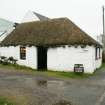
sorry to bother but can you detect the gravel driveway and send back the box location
[0,67,105,105]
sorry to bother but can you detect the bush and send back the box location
[2,59,9,65]
[0,56,7,60]
[0,56,8,65]
[0,56,18,65]
[8,56,14,61]
[12,59,18,64]
[8,57,14,64]
[8,56,18,64]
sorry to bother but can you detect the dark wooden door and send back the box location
[37,47,47,70]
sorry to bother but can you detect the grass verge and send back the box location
[43,70,92,78]
[93,63,105,73]
[0,97,15,105]
[0,64,93,78]
[99,63,105,69]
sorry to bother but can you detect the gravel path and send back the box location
[0,67,105,105]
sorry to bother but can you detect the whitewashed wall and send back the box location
[0,46,37,69]
[0,45,102,73]
[47,45,102,73]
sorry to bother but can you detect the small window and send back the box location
[20,47,26,60]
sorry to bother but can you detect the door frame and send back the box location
[37,46,47,70]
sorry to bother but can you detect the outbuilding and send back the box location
[0,18,16,42]
[0,18,102,73]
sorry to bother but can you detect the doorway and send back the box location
[37,46,47,70]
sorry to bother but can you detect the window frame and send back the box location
[20,46,26,60]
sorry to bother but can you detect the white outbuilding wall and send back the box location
[0,46,37,69]
[47,45,102,73]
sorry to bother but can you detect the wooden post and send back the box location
[102,6,105,62]
[103,6,105,38]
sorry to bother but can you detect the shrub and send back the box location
[8,56,14,64]
[0,56,18,65]
[2,59,9,65]
[0,56,7,60]
[8,56,14,61]
[0,56,8,64]
[12,59,18,64]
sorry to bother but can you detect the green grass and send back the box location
[42,70,92,78]
[0,64,34,71]
[93,63,105,72]
[0,64,93,78]
[100,63,105,69]
[0,97,15,105]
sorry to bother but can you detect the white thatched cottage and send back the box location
[0,18,102,73]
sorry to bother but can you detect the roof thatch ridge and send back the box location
[0,17,102,47]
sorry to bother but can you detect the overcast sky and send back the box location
[0,0,105,38]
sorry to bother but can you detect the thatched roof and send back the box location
[1,18,102,47]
